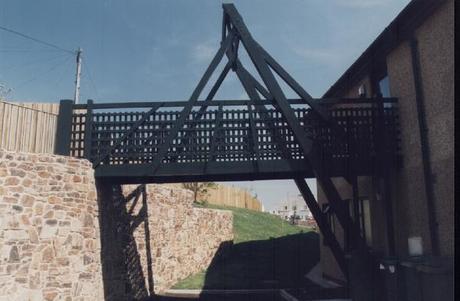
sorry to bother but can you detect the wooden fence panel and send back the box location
[166,183,263,211]
[0,101,59,154]
[200,184,262,211]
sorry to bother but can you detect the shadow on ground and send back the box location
[156,232,320,301]
[156,292,284,301]
[96,182,340,300]
[201,232,320,290]
[97,182,154,301]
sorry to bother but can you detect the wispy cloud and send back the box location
[334,0,391,8]
[290,47,339,64]
[191,41,216,63]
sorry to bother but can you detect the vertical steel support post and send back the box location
[410,38,439,256]
[54,99,74,156]
[84,99,94,160]
[295,177,348,276]
[351,176,360,248]
[375,93,396,257]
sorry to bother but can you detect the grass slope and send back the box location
[173,203,319,290]
[196,203,308,243]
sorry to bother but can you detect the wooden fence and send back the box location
[200,184,262,211]
[165,183,263,211]
[0,101,59,154]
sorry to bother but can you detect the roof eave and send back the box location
[322,0,446,98]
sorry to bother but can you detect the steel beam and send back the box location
[92,103,162,167]
[145,32,235,175]
[375,93,396,257]
[54,99,74,156]
[227,32,354,268]
[223,3,314,156]
[206,104,224,165]
[96,159,313,183]
[231,57,291,160]
[71,97,397,110]
[174,48,237,153]
[258,46,329,120]
[83,99,94,160]
[311,157,368,250]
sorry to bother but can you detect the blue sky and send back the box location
[0,0,409,211]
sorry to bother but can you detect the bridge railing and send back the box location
[54,97,399,169]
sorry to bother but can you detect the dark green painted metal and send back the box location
[54,99,74,156]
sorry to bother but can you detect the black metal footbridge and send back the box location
[54,4,400,279]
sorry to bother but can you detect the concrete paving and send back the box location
[158,264,349,301]
[156,290,284,301]
[304,263,342,289]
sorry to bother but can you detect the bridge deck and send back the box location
[94,157,385,184]
[55,97,400,184]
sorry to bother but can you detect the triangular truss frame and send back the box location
[131,3,373,277]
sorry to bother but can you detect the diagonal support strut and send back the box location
[144,31,236,175]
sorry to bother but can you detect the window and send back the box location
[378,75,395,108]
[349,197,372,247]
[292,205,297,211]
[284,206,288,210]
[362,199,372,245]
[322,204,335,246]
[321,200,372,249]
[378,76,391,97]
[358,84,367,97]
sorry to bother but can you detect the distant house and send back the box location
[273,197,313,222]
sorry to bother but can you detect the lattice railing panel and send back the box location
[68,103,399,167]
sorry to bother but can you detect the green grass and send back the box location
[195,203,309,243]
[173,203,319,290]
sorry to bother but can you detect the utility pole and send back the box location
[74,47,82,104]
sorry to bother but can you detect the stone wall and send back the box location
[0,149,103,301]
[99,184,233,298]
[129,185,233,293]
[0,149,233,300]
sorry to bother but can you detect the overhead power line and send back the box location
[0,48,64,52]
[0,25,75,54]
[15,55,73,89]
[0,25,98,102]
[3,52,70,72]
[84,57,100,99]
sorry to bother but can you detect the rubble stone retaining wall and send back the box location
[126,185,233,293]
[0,149,103,301]
[99,184,233,297]
[0,149,233,300]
